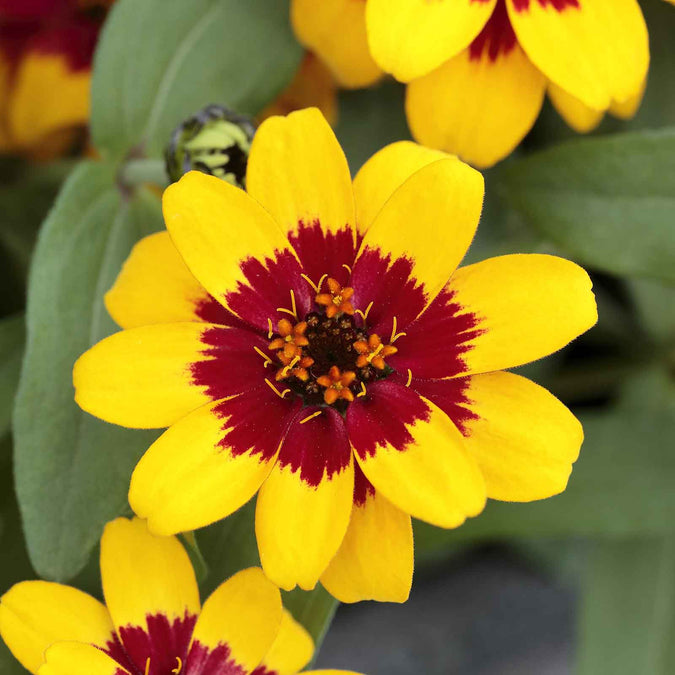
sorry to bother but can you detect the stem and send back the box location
[119,158,169,190]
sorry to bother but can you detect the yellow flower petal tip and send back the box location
[73,107,596,603]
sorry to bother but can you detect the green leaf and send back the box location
[0,439,34,674]
[628,278,675,346]
[197,500,338,647]
[415,369,675,556]
[0,314,24,439]
[499,128,675,284]
[91,0,302,159]
[13,162,163,582]
[578,537,675,675]
[0,161,72,316]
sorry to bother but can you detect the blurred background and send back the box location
[1,1,675,673]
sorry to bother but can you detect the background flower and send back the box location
[0,0,111,159]
[0,517,360,675]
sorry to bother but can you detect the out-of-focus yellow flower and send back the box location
[0,0,111,159]
[293,0,658,168]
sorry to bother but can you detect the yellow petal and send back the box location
[162,171,302,328]
[256,609,314,675]
[105,231,230,330]
[609,76,647,119]
[188,568,281,673]
[366,0,497,82]
[291,0,382,88]
[130,392,288,535]
[0,582,114,675]
[507,0,649,111]
[39,642,130,675]
[461,372,583,501]
[74,323,230,429]
[354,158,484,317]
[548,81,604,133]
[447,254,597,376]
[321,484,413,604]
[347,382,486,529]
[352,141,451,235]
[100,518,200,635]
[407,41,546,168]
[247,108,355,242]
[8,51,89,151]
[256,408,354,591]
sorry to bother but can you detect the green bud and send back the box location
[165,105,257,187]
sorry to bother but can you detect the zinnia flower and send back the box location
[0,0,110,158]
[0,517,360,675]
[293,0,654,168]
[73,108,597,602]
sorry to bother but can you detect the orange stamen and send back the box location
[315,277,355,317]
[317,365,357,405]
[354,333,397,370]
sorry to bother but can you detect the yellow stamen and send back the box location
[406,369,413,387]
[282,355,301,377]
[145,659,151,675]
[172,657,183,674]
[355,300,374,324]
[253,346,273,367]
[300,410,323,424]
[342,263,352,275]
[316,273,327,294]
[265,378,290,399]
[276,289,297,319]
[357,381,367,398]
[390,316,407,344]
[367,342,384,363]
[267,318,274,339]
[300,273,319,293]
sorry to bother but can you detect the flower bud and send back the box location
[165,105,256,187]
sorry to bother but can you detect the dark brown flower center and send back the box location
[266,277,397,410]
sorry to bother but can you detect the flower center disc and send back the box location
[266,277,397,410]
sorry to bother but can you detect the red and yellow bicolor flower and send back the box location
[293,0,656,168]
[0,0,110,158]
[73,108,597,603]
[0,517,360,675]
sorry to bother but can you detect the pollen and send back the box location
[315,277,355,318]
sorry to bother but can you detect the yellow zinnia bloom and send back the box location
[0,517,360,675]
[73,108,597,603]
[0,0,111,158]
[294,0,655,168]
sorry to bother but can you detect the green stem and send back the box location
[119,158,169,189]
